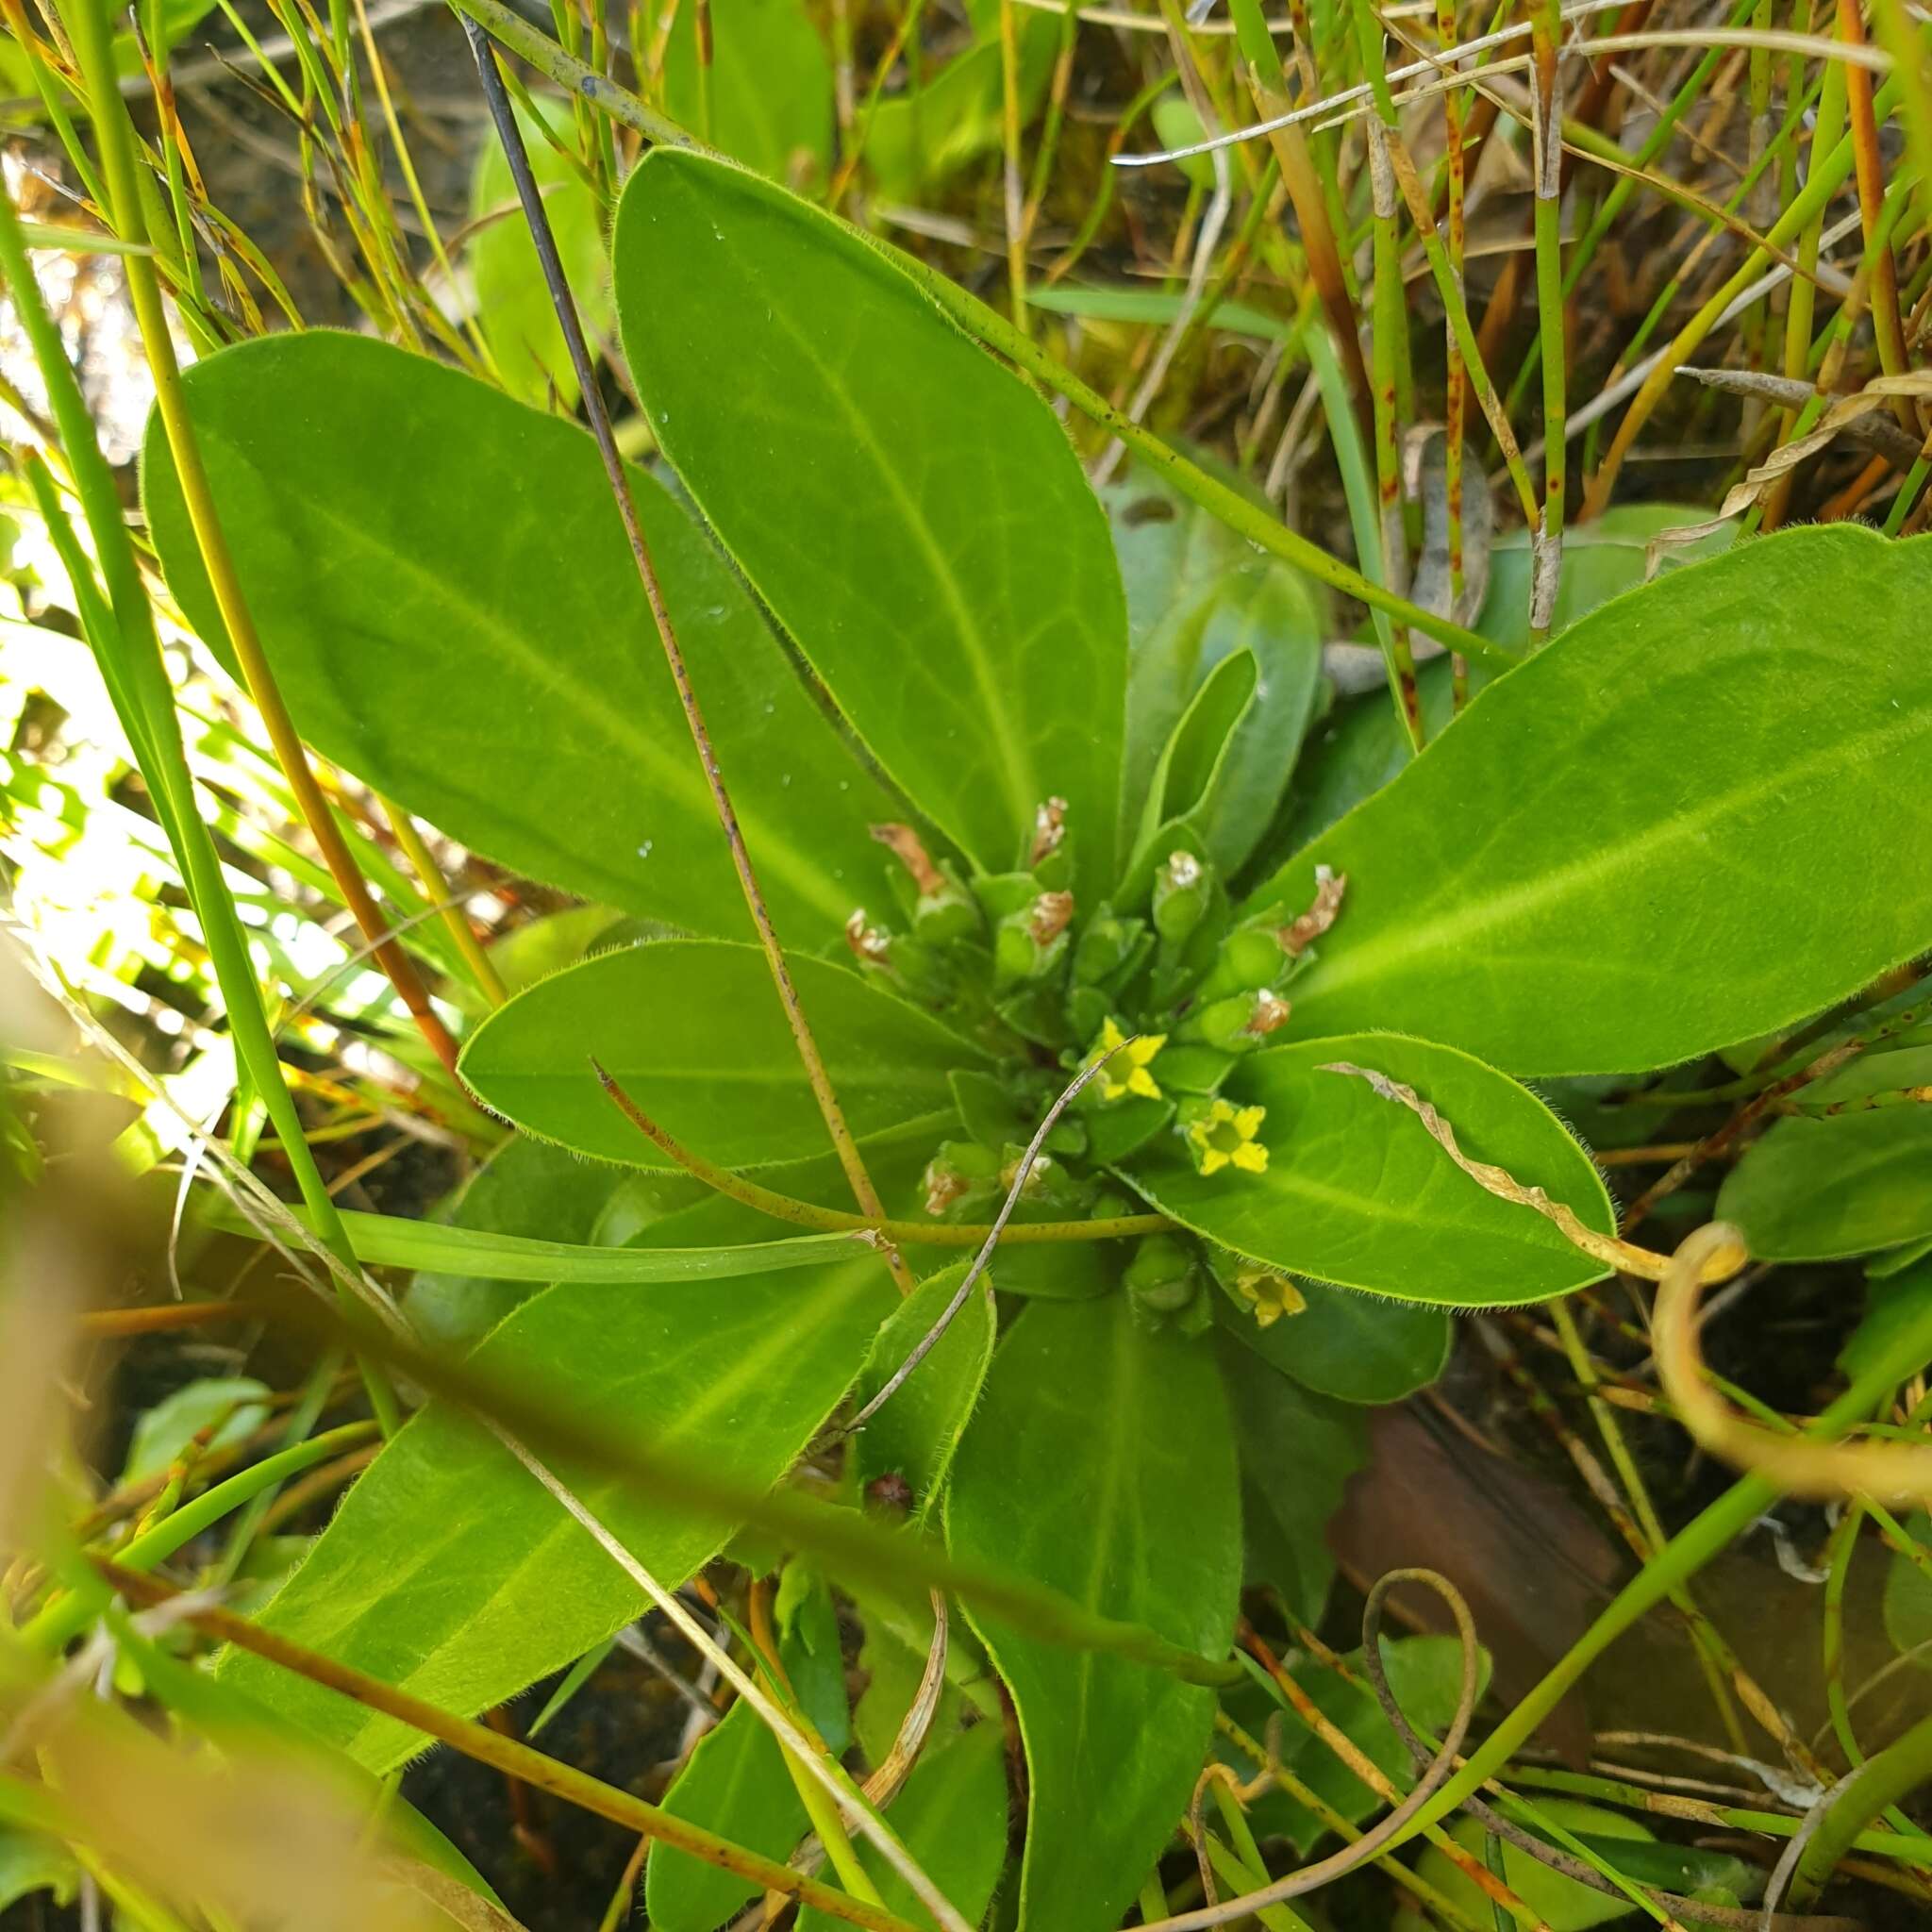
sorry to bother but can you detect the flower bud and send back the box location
[920,1141,1000,1219]
[1124,1233,1198,1312]
[1152,850,1211,946]
[993,891,1074,989]
[1180,986,1291,1053]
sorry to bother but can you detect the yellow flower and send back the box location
[1187,1097,1270,1176]
[1234,1270,1306,1329]
[1091,1018,1166,1101]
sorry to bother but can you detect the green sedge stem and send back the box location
[23,1424,380,1654]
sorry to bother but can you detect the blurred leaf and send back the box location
[1256,527,1932,1075]
[615,151,1127,896]
[946,1297,1240,1932]
[1720,1103,1932,1260]
[865,26,1057,199]
[461,939,978,1167]
[1840,1258,1932,1381]
[1124,1035,1613,1306]
[662,0,833,186]
[221,1259,893,1771]
[1881,1512,1932,1662]
[469,99,610,408]
[0,1826,78,1913]
[123,1377,271,1483]
[145,332,900,944]
[1476,503,1730,654]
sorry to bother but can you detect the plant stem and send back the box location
[23,1424,379,1654]
[379,795,507,1007]
[458,20,910,1291]
[1790,1710,1932,1905]
[0,183,397,1441]
[88,1559,923,1932]
[59,0,462,1085]
[594,1062,1171,1246]
[1528,0,1565,625]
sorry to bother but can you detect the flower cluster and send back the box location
[842,808,1345,1336]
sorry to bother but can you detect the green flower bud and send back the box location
[993,891,1074,990]
[1196,922,1291,1003]
[920,1141,1000,1220]
[1124,1233,1197,1312]
[1152,850,1211,947]
[1180,986,1291,1053]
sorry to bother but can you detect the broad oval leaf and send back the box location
[460,938,980,1166]
[945,1296,1241,1932]
[220,1258,893,1771]
[1124,1034,1613,1306]
[142,331,902,943]
[614,151,1128,893]
[1254,526,1932,1074]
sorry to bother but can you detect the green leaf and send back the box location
[1107,466,1324,876]
[1840,1258,1932,1382]
[1882,1513,1932,1662]
[123,1377,271,1482]
[460,938,979,1166]
[469,99,611,408]
[1220,1340,1367,1627]
[661,0,832,186]
[142,331,901,942]
[945,1297,1241,1932]
[865,27,1057,200]
[1213,1276,1452,1403]
[1719,1105,1932,1260]
[403,1136,628,1349]
[795,1720,1010,1932]
[853,1260,997,1524]
[219,1258,893,1772]
[1256,526,1932,1074]
[614,151,1128,895]
[774,1559,852,1752]
[647,1698,809,1932]
[1124,1034,1614,1306]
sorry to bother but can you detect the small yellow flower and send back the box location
[1091,1018,1166,1102]
[1187,1097,1270,1176]
[1234,1270,1306,1329]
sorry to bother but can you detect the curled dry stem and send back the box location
[1136,1569,1482,1931]
[1656,1224,1932,1506]
[1363,1578,1862,1932]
